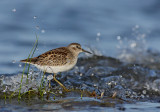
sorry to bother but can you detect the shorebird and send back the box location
[20,43,91,91]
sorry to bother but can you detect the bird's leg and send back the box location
[53,73,70,92]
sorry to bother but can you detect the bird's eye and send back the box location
[76,46,79,49]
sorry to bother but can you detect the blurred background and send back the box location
[0,0,160,74]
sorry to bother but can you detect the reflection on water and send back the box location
[0,97,160,112]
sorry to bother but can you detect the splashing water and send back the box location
[1,30,160,107]
[117,26,160,69]
[1,47,160,101]
[117,25,148,63]
[33,16,37,19]
[12,8,16,12]
[0,71,48,94]
[41,29,45,33]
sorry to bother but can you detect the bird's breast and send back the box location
[35,58,78,73]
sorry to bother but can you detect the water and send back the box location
[1,0,160,111]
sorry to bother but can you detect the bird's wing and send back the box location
[34,47,73,66]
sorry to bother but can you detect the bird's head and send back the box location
[67,43,91,55]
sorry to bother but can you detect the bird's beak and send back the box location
[82,49,92,54]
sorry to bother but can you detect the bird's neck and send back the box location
[73,51,80,57]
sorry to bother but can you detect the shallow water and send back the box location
[1,0,160,111]
[1,98,160,112]
[1,54,160,111]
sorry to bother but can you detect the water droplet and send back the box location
[19,64,22,68]
[141,94,145,98]
[12,60,16,63]
[33,16,37,19]
[12,8,16,12]
[135,25,139,29]
[97,32,101,37]
[47,75,53,81]
[142,90,146,94]
[93,84,97,87]
[130,42,136,48]
[41,29,45,33]
[117,36,121,40]
[132,25,140,31]
[132,92,137,97]
[59,90,62,94]
[44,91,47,94]
[80,73,83,76]
[3,86,8,92]
[107,82,111,86]
[35,26,40,30]
[29,69,34,75]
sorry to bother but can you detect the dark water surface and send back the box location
[0,0,160,112]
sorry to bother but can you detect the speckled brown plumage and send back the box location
[20,43,92,91]
[20,43,91,73]
[21,47,74,66]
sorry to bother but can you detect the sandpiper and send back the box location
[20,43,91,91]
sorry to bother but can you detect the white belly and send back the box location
[34,61,77,73]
